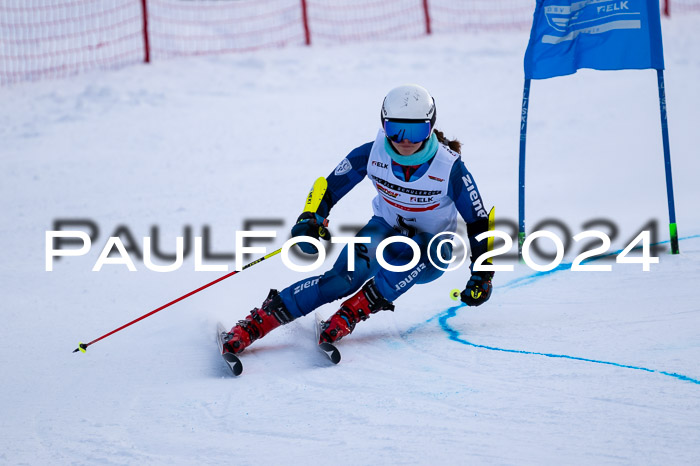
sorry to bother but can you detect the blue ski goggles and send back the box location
[383,119,432,144]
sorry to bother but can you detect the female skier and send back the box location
[221,84,493,355]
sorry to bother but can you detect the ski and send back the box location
[314,312,341,364]
[216,322,243,376]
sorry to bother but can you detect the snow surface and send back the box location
[2,15,700,466]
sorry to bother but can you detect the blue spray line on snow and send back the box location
[438,304,700,385]
[500,233,700,291]
[426,234,700,385]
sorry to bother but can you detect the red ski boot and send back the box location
[319,279,394,344]
[222,289,294,354]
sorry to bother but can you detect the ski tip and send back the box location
[449,288,461,301]
[73,342,87,354]
[223,352,243,376]
[319,342,341,364]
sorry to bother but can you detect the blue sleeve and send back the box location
[447,158,488,223]
[448,158,491,264]
[316,142,372,217]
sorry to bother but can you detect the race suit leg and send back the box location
[279,216,393,318]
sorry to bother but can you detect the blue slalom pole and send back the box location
[518,78,531,260]
[656,69,679,254]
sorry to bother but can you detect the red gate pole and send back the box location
[140,0,151,63]
[664,0,670,17]
[423,0,432,35]
[301,0,311,45]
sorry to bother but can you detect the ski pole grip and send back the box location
[303,177,328,214]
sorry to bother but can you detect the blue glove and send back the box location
[460,271,493,306]
[291,212,331,254]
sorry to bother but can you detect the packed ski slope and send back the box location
[2,15,700,466]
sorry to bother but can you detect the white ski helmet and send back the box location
[380,84,436,143]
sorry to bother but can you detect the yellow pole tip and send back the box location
[450,289,461,301]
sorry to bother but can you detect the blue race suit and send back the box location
[279,132,489,318]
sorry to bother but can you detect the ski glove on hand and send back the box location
[460,271,494,307]
[291,211,331,254]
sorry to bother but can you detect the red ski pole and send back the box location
[73,177,328,354]
[73,248,282,353]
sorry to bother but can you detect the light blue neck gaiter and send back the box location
[384,132,438,166]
